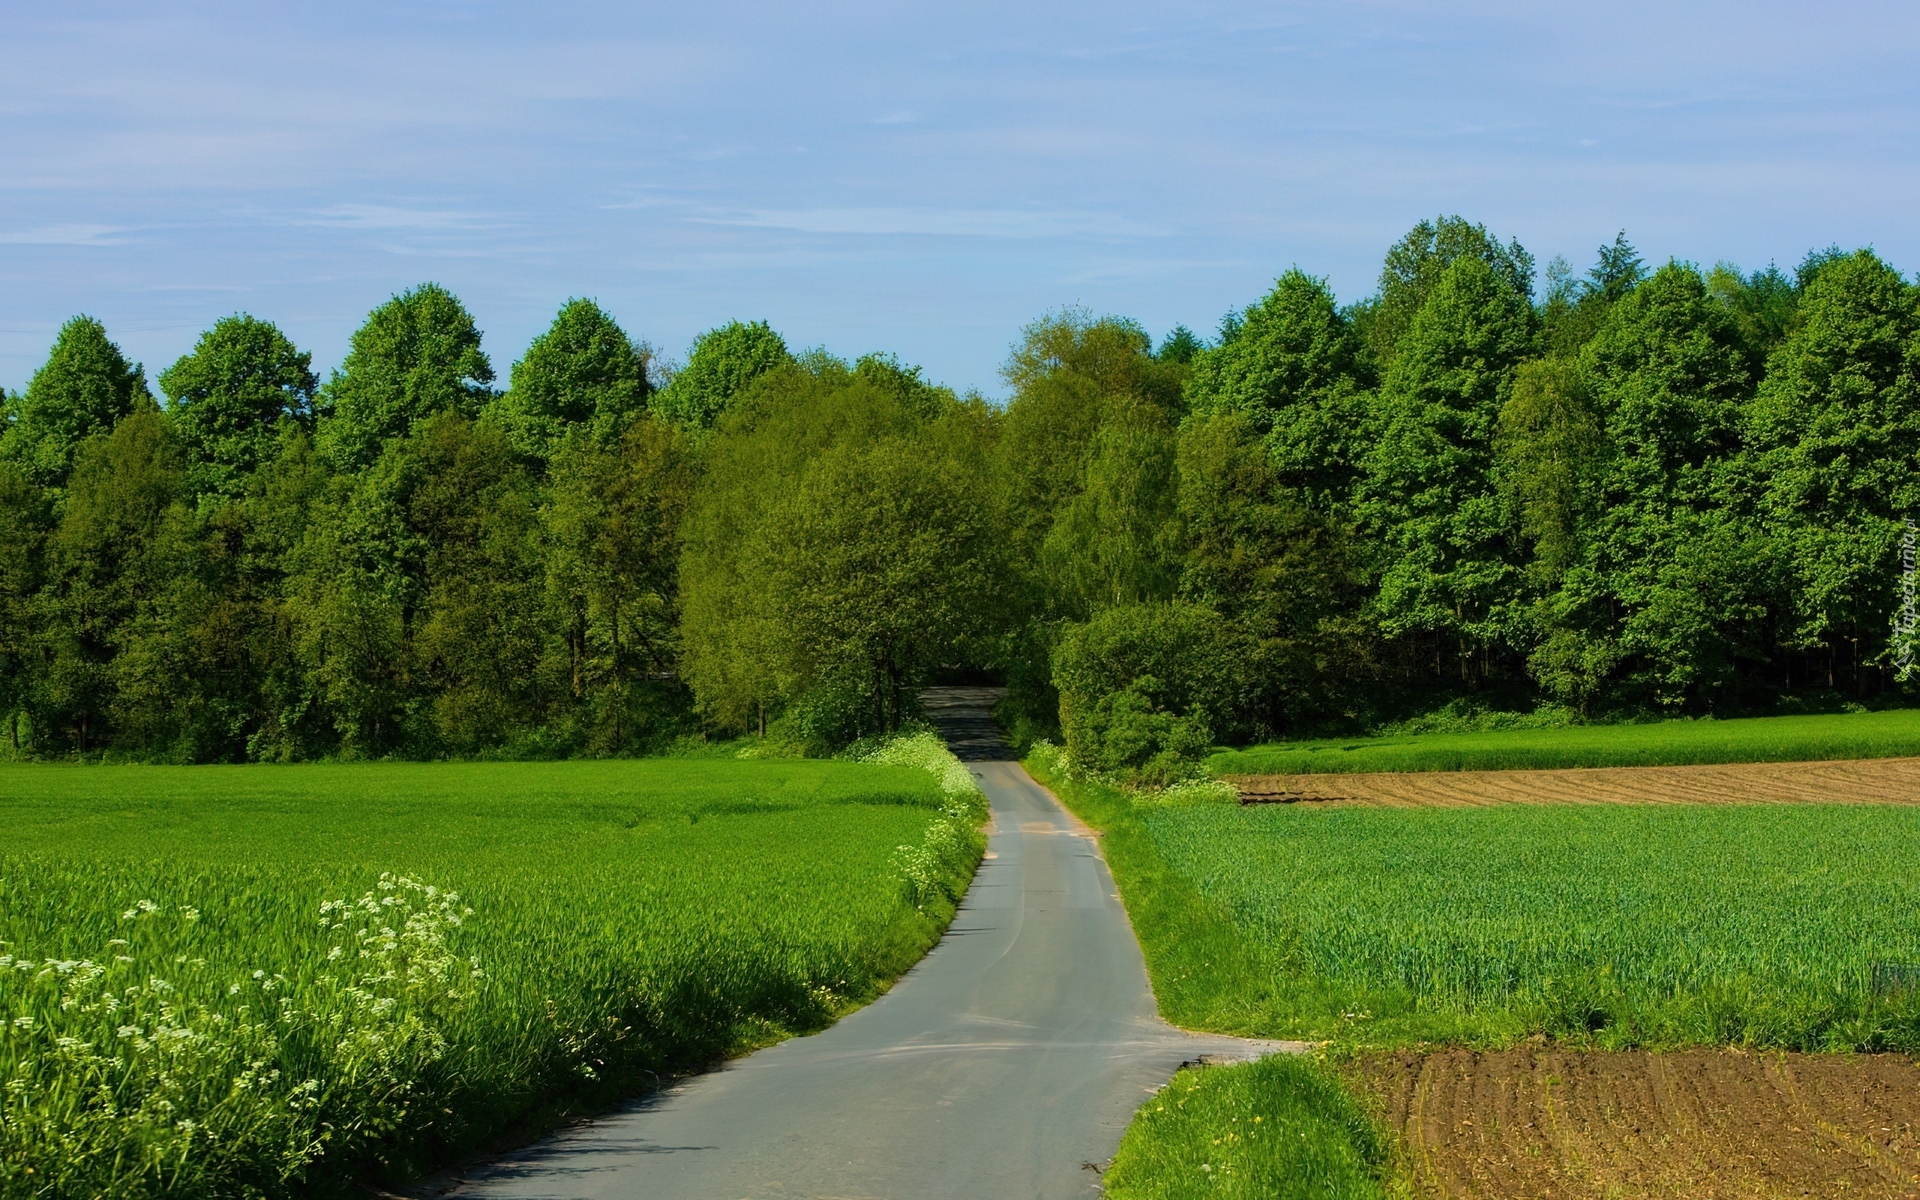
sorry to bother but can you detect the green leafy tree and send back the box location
[158,315,318,504]
[1176,409,1373,734]
[541,418,698,751]
[32,411,187,751]
[1356,254,1537,680]
[491,298,653,461]
[1574,262,1763,708]
[1,316,153,491]
[679,358,1003,742]
[1154,325,1204,364]
[1747,249,1920,688]
[651,320,790,428]
[1707,262,1798,377]
[1355,216,1534,367]
[1183,270,1372,505]
[315,284,495,471]
[1543,233,1647,359]
[0,463,48,750]
[1051,602,1248,781]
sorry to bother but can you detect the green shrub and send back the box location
[1053,603,1246,782]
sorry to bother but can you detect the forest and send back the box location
[1,217,1916,777]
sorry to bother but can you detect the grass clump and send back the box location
[0,748,986,1198]
[1102,1055,1392,1200]
[1209,708,1920,776]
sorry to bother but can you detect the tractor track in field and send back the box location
[1353,1046,1920,1199]
[1228,754,1920,808]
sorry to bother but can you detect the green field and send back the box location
[0,743,984,1198]
[1033,752,1920,1197]
[1144,801,1920,1048]
[1207,708,1920,775]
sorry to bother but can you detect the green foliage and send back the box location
[0,754,982,1196]
[651,320,789,428]
[1357,254,1536,667]
[158,315,318,504]
[1175,411,1373,734]
[1103,1056,1392,1200]
[1747,249,1920,667]
[678,357,1003,746]
[1053,602,1245,781]
[1183,270,1371,504]
[1361,214,1534,366]
[1206,708,1920,775]
[315,285,495,472]
[1572,262,1763,708]
[0,316,153,491]
[538,419,698,753]
[489,298,652,461]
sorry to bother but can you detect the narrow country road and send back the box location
[440,687,1271,1199]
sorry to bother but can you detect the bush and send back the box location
[1053,603,1247,783]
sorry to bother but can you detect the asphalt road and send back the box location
[442,688,1271,1200]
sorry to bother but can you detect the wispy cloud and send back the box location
[0,224,130,246]
[297,205,504,232]
[693,207,1170,239]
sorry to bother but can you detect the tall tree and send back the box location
[1,316,153,491]
[33,411,186,751]
[541,418,698,751]
[651,320,789,428]
[491,298,652,461]
[1747,249,1920,688]
[1356,216,1534,367]
[1184,269,1372,505]
[158,315,318,504]
[0,463,48,750]
[1574,261,1763,708]
[679,357,1003,741]
[1356,254,1537,679]
[315,284,495,471]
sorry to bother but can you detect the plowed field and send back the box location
[1353,1047,1920,1199]
[1229,755,1920,807]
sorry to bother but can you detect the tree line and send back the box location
[1,217,1916,769]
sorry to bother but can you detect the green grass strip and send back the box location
[1209,708,1920,775]
[1102,1055,1392,1200]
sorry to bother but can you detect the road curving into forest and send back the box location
[438,687,1278,1199]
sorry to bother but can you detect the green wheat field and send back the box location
[1207,709,1920,776]
[0,747,984,1197]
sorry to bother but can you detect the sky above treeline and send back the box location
[2,0,1916,398]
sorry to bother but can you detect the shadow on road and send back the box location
[918,686,1013,761]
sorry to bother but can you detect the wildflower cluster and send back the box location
[0,875,481,1198]
[862,732,989,908]
[1029,738,1235,808]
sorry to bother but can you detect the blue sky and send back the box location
[2,0,1916,398]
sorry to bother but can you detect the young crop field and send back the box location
[0,742,985,1198]
[1207,708,1920,776]
[1033,753,1920,1199]
[1141,801,1920,1048]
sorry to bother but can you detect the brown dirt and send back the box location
[1227,756,1920,808]
[1349,1047,1920,1199]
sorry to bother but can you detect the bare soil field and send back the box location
[1352,1047,1920,1199]
[1228,755,1920,808]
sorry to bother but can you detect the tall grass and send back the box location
[1209,708,1920,776]
[0,752,985,1198]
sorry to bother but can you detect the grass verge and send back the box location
[0,739,986,1199]
[1208,708,1920,776]
[1102,1054,1394,1200]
